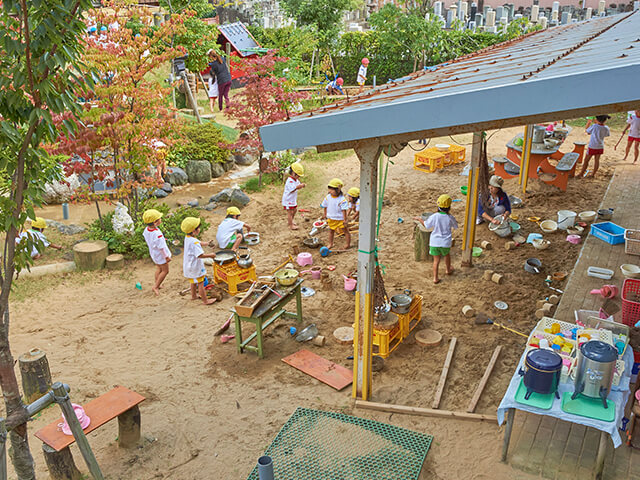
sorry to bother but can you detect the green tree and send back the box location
[0,0,92,477]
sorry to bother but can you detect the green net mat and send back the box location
[247,407,433,480]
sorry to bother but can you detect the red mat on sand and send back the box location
[282,349,353,391]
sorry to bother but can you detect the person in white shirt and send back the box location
[357,57,369,93]
[181,217,217,305]
[15,217,62,260]
[578,115,610,178]
[414,195,458,284]
[216,207,251,251]
[142,209,171,296]
[347,187,360,222]
[282,162,306,230]
[321,178,350,250]
[618,110,640,164]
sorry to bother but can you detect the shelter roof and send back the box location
[217,22,260,57]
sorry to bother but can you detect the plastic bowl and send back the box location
[472,247,483,257]
[578,211,596,223]
[540,220,558,233]
[532,238,551,250]
[460,186,468,196]
[510,221,521,233]
[620,264,640,279]
[436,144,450,152]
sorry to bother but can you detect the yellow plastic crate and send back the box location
[398,295,423,338]
[413,146,466,173]
[373,322,402,359]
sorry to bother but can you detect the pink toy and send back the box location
[566,234,581,244]
[590,284,619,299]
[301,266,322,280]
[296,252,313,267]
[343,276,357,291]
[58,404,91,435]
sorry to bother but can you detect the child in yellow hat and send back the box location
[413,195,458,284]
[215,207,252,251]
[142,209,171,296]
[181,217,217,305]
[282,162,306,230]
[321,178,350,250]
[347,187,360,222]
[15,217,62,260]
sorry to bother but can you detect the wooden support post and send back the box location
[73,240,108,271]
[413,221,431,261]
[226,42,232,75]
[181,71,202,124]
[352,142,382,401]
[19,348,52,404]
[117,405,141,448]
[432,337,457,409]
[105,253,124,270]
[461,132,483,267]
[520,124,534,194]
[355,400,497,422]
[52,383,104,480]
[467,346,502,413]
[42,444,82,480]
[594,431,608,480]
[501,408,515,462]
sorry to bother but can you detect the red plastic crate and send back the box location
[622,278,640,327]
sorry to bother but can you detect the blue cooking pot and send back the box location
[519,349,562,399]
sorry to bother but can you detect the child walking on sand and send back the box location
[617,110,640,164]
[414,195,458,284]
[282,162,306,230]
[142,209,171,296]
[579,115,611,178]
[321,178,350,250]
[181,217,217,305]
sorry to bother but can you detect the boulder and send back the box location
[186,160,212,183]
[187,199,199,207]
[210,188,232,203]
[177,198,198,207]
[230,188,251,207]
[153,188,168,198]
[160,182,173,193]
[210,162,225,178]
[42,173,81,204]
[164,167,188,186]
[222,159,235,172]
[46,220,86,235]
[234,153,256,166]
[202,202,218,211]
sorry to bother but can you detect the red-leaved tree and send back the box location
[225,51,309,184]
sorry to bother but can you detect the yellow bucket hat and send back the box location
[181,217,201,234]
[31,217,47,229]
[142,209,163,224]
[290,163,304,176]
[437,194,452,209]
[328,178,343,189]
[226,206,241,216]
[347,187,360,198]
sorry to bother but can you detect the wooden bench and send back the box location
[35,386,145,480]
[493,156,520,178]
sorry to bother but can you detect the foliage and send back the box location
[240,173,282,193]
[0,0,93,476]
[159,0,214,17]
[166,121,231,169]
[52,0,186,222]
[279,0,362,47]
[172,12,219,72]
[87,200,210,258]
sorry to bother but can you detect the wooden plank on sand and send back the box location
[282,349,352,390]
[432,337,457,409]
[467,346,502,413]
[355,400,497,422]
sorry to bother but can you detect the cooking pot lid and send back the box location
[581,340,617,363]
[526,349,562,370]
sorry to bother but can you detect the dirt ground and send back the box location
[5,123,632,479]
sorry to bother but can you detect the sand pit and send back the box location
[4,124,624,479]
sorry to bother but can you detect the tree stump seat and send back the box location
[35,386,145,480]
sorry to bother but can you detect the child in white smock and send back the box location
[282,162,306,230]
[321,178,350,250]
[181,216,217,305]
[142,209,171,295]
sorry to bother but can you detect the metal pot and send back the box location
[519,349,562,399]
[214,249,236,266]
[532,125,546,144]
[237,253,253,269]
[597,208,614,221]
[571,340,617,408]
[373,302,391,324]
[390,290,412,314]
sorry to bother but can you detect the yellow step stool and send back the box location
[213,261,257,295]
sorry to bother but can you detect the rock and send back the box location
[186,160,212,183]
[164,167,188,186]
[187,199,199,207]
[178,198,198,207]
[153,189,168,198]
[46,220,86,236]
[210,162,225,178]
[43,173,81,204]
[234,153,256,166]
[230,188,251,207]
[160,182,173,193]
[211,188,232,203]
[222,159,235,172]
[202,202,217,211]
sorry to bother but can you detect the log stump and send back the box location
[413,222,431,262]
[73,240,108,271]
[19,348,52,403]
[105,253,124,270]
[42,444,82,480]
[118,405,141,448]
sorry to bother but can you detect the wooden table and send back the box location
[504,134,561,180]
[234,278,303,358]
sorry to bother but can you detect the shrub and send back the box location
[86,199,210,259]
[167,122,230,170]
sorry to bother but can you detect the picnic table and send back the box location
[233,278,303,358]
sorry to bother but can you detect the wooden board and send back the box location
[432,337,457,409]
[282,349,352,391]
[333,326,354,345]
[356,400,497,422]
[467,346,502,413]
[35,386,145,451]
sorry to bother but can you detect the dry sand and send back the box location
[5,124,629,479]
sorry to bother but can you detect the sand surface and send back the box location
[5,123,630,479]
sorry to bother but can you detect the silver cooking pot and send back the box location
[214,249,236,266]
[390,290,413,315]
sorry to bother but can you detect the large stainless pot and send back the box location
[390,290,412,315]
[571,340,617,408]
[214,249,236,266]
[532,125,546,144]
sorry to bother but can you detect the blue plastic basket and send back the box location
[590,222,626,245]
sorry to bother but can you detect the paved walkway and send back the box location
[507,163,640,479]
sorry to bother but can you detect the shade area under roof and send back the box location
[260,12,640,152]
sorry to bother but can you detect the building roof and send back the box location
[260,12,640,152]
[217,22,261,57]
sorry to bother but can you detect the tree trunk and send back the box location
[413,222,431,262]
[117,406,141,448]
[19,348,52,404]
[42,444,82,480]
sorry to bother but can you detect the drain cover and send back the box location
[494,301,508,310]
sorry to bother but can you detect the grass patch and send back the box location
[565,112,629,131]
[300,148,353,163]
[178,113,239,142]
[240,173,282,193]
[11,268,104,303]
